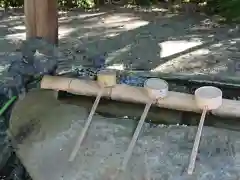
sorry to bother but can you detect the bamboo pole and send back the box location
[40,75,240,118]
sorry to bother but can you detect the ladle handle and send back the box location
[187,106,208,175]
[69,87,104,162]
[144,153,151,180]
[120,101,152,171]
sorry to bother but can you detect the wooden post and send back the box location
[24,0,58,45]
[24,0,36,38]
[35,0,58,45]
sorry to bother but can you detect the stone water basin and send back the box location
[9,90,240,180]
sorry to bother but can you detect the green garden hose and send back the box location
[0,96,17,116]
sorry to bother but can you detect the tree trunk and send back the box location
[24,0,37,38]
[24,0,58,45]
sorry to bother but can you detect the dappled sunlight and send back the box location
[151,53,228,74]
[151,40,230,74]
[0,64,9,73]
[70,11,106,19]
[121,4,168,13]
[123,20,149,30]
[104,32,120,38]
[71,18,144,29]
[231,37,240,41]
[0,24,7,28]
[0,15,24,23]
[7,21,24,27]
[106,44,132,63]
[159,40,203,58]
[5,32,25,40]
[211,43,223,48]
[59,27,76,39]
[59,12,107,23]
[151,57,183,72]
[229,39,239,44]
[168,35,204,42]
[58,11,149,41]
[103,13,136,24]
[151,7,168,12]
[106,63,125,70]
[187,48,210,56]
[102,13,149,30]
[11,25,25,30]
[59,26,114,40]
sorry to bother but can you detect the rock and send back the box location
[0,37,60,179]
[0,37,59,99]
[92,55,106,69]
[0,117,11,171]
[21,37,58,74]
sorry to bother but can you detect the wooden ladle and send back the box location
[120,78,169,172]
[68,69,117,162]
[187,86,222,174]
[101,78,169,180]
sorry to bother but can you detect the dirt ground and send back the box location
[0,6,240,76]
